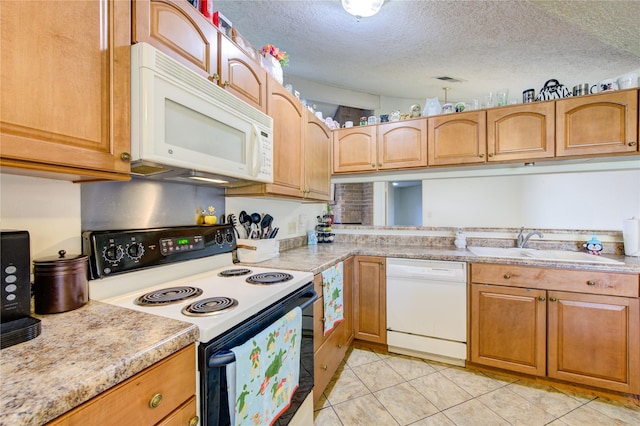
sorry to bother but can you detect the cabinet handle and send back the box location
[488,153,494,157]
[208,73,220,82]
[550,297,557,302]
[322,364,328,370]
[223,80,231,88]
[503,273,511,279]
[149,393,163,409]
[539,296,546,301]
[120,152,131,162]
[371,163,376,168]
[338,344,343,349]
[189,416,199,426]
[629,141,637,146]
[586,280,596,286]
[378,163,383,167]
[479,154,485,158]
[321,317,326,323]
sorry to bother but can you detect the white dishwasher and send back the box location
[386,258,467,366]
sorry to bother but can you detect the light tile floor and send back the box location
[313,347,640,426]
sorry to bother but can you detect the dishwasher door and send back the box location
[386,258,467,362]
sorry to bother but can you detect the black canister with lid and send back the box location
[33,250,89,314]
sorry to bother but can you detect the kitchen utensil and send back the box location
[250,212,261,224]
[33,249,89,314]
[239,211,251,237]
[227,214,240,237]
[260,214,273,238]
[268,227,279,239]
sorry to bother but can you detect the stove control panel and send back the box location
[82,224,236,278]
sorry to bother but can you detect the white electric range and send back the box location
[83,224,315,426]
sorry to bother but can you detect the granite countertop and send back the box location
[247,243,640,275]
[0,301,198,426]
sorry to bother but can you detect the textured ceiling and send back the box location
[214,0,640,106]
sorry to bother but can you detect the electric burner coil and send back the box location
[135,286,203,306]
[245,272,294,285]
[182,297,239,316]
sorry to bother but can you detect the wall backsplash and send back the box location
[81,178,225,231]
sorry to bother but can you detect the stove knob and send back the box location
[225,231,234,244]
[127,242,145,260]
[215,233,224,245]
[103,245,123,262]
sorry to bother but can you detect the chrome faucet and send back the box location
[517,227,543,248]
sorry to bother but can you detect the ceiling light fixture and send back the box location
[341,0,384,20]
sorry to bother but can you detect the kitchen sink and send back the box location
[468,246,624,265]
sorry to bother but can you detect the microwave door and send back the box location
[162,85,249,176]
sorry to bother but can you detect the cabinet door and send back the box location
[219,34,267,112]
[487,102,555,162]
[470,283,546,376]
[0,0,131,181]
[547,291,640,394]
[428,111,487,165]
[377,119,428,169]
[354,256,386,344]
[332,127,377,173]
[133,0,218,79]
[556,89,638,157]
[266,76,304,197]
[304,111,331,201]
[342,257,355,345]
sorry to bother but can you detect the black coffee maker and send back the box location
[1,230,41,349]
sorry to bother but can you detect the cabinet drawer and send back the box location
[471,264,639,297]
[156,396,197,426]
[48,345,195,426]
[314,321,347,402]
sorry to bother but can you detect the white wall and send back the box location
[0,174,82,259]
[225,197,327,238]
[421,169,640,230]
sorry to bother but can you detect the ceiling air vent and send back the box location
[434,76,465,83]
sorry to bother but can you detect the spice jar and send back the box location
[33,250,89,314]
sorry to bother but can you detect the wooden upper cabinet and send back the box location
[265,77,305,197]
[219,34,267,113]
[377,119,428,169]
[428,111,487,166]
[487,102,555,162]
[132,0,218,79]
[0,0,131,182]
[333,126,377,173]
[304,111,331,201]
[556,89,638,157]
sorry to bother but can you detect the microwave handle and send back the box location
[248,124,263,177]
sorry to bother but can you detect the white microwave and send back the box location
[130,42,273,187]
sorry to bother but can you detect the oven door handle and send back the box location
[208,350,236,368]
[299,290,318,311]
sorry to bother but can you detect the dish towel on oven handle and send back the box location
[322,261,344,335]
[228,306,301,426]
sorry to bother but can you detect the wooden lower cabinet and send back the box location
[353,256,386,345]
[47,345,197,426]
[470,263,640,395]
[548,290,640,393]
[313,258,354,403]
[470,283,547,376]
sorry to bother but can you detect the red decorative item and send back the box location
[199,0,214,22]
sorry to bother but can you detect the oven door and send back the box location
[198,283,316,426]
